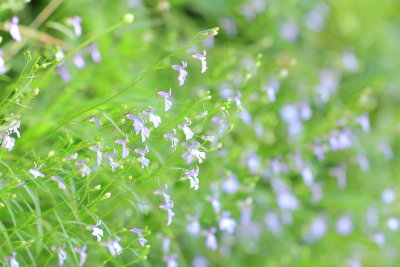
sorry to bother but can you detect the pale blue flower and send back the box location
[76,161,91,177]
[115,137,129,159]
[29,162,45,179]
[130,228,148,247]
[183,166,200,190]
[164,129,179,151]
[66,16,83,37]
[126,114,150,142]
[143,106,161,128]
[155,184,175,226]
[6,17,22,42]
[73,52,86,69]
[89,146,103,166]
[157,88,172,111]
[101,236,123,256]
[2,135,15,151]
[192,50,207,73]
[172,61,188,86]
[203,227,218,250]
[135,145,150,168]
[89,116,102,127]
[6,252,19,267]
[51,176,67,190]
[218,211,236,234]
[104,153,120,172]
[164,254,178,267]
[88,43,102,63]
[179,117,194,140]
[74,246,87,267]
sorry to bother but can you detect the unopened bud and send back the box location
[123,13,135,24]
[101,192,111,200]
[32,88,40,96]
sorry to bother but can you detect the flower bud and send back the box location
[123,13,135,24]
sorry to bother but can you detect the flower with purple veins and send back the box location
[157,88,172,111]
[179,117,194,140]
[51,176,67,190]
[164,129,179,151]
[66,16,83,37]
[6,17,22,42]
[172,61,188,86]
[88,220,104,242]
[183,166,200,190]
[76,161,91,177]
[126,114,150,142]
[192,50,207,73]
[135,145,150,168]
[143,106,161,128]
[29,162,45,179]
[89,146,103,166]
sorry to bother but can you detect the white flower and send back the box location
[183,166,200,190]
[89,220,104,242]
[179,117,194,140]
